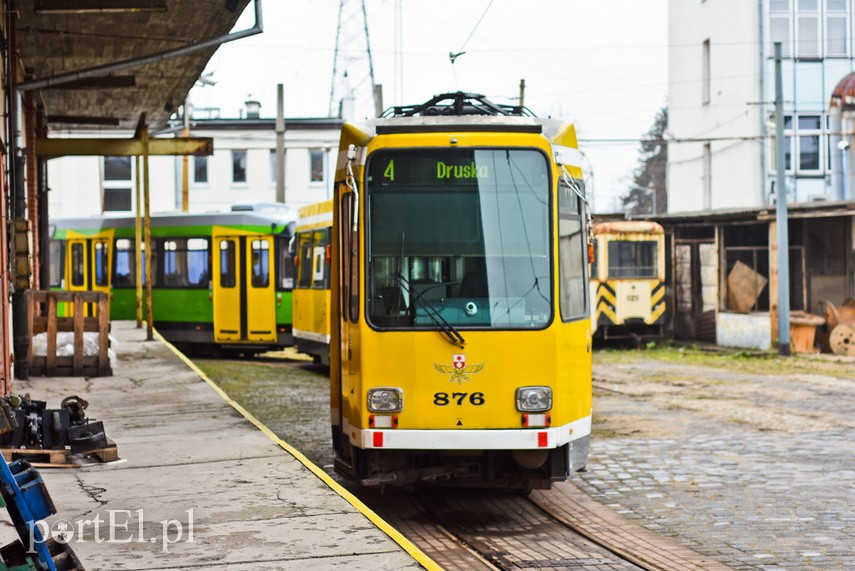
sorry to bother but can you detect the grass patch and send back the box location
[594,343,853,379]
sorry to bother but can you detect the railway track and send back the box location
[362,482,733,571]
[198,356,732,571]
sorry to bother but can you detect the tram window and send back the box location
[366,148,550,329]
[113,239,134,287]
[590,240,599,280]
[251,239,270,288]
[607,241,657,279]
[342,192,359,322]
[112,239,153,286]
[71,243,85,287]
[187,239,210,286]
[559,219,586,320]
[297,233,313,288]
[49,240,65,288]
[93,242,110,287]
[311,230,329,289]
[161,238,209,288]
[558,175,586,321]
[220,240,236,288]
[276,237,295,290]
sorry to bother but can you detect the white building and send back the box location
[47,106,342,217]
[664,1,855,352]
[668,0,855,212]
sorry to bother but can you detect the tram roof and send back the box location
[50,209,295,235]
[345,115,580,150]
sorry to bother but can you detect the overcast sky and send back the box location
[190,0,668,213]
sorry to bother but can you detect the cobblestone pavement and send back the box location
[578,351,854,571]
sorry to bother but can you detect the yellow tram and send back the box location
[329,92,593,489]
[292,200,333,365]
[590,220,667,341]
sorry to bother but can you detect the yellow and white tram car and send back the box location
[292,200,333,365]
[590,220,667,340]
[329,92,593,489]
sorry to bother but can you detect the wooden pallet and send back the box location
[0,439,119,466]
[0,446,68,465]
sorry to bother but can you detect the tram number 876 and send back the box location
[433,392,485,406]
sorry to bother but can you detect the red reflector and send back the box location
[373,432,383,447]
[537,432,548,447]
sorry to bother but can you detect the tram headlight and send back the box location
[515,386,552,412]
[367,387,404,413]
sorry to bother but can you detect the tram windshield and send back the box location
[366,148,551,329]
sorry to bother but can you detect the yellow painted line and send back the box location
[154,329,441,571]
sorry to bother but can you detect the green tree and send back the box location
[622,106,668,215]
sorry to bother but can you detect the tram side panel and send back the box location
[51,212,296,354]
[292,201,334,365]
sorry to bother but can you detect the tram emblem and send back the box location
[434,354,485,386]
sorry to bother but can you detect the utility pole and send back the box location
[181,103,190,212]
[774,42,791,356]
[275,83,286,203]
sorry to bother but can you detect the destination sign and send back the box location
[368,150,494,188]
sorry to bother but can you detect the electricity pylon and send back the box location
[329,0,377,119]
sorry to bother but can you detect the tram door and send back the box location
[213,235,276,343]
[65,235,112,316]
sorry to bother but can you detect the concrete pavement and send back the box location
[7,321,428,570]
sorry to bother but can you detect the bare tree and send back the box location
[622,106,668,215]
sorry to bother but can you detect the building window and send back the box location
[103,188,132,211]
[796,115,822,172]
[103,156,133,212]
[770,0,791,57]
[702,39,711,105]
[796,0,820,59]
[232,150,247,184]
[310,149,324,183]
[193,156,208,184]
[826,0,847,57]
[104,156,131,181]
[703,143,712,209]
[775,114,825,174]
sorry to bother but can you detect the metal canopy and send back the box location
[14,0,251,130]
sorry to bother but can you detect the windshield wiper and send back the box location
[394,272,465,348]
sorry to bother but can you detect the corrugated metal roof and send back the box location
[15,0,251,130]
